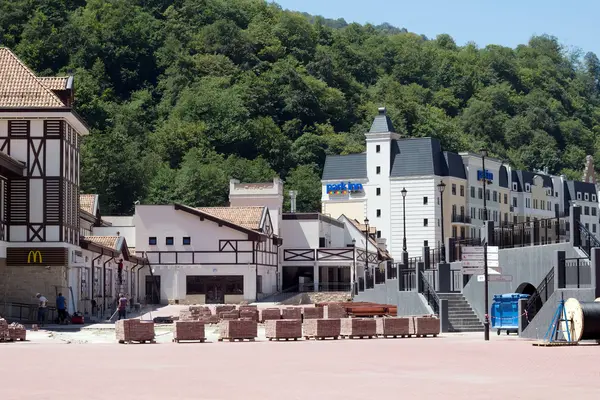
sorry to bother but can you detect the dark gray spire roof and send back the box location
[390,138,444,177]
[369,107,395,133]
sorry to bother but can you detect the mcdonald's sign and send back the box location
[7,247,68,266]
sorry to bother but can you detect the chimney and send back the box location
[289,190,298,213]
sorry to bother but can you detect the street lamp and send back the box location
[437,180,446,262]
[352,238,357,295]
[364,217,370,287]
[401,187,408,265]
[481,148,490,341]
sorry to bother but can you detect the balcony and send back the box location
[451,214,472,224]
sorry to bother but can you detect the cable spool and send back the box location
[561,298,600,342]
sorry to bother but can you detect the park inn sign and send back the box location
[6,247,69,266]
[326,181,364,195]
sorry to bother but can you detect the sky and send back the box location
[273,0,600,55]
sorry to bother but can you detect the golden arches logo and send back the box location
[27,250,43,264]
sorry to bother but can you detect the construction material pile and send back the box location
[239,306,259,322]
[409,316,440,336]
[8,322,26,341]
[261,308,281,322]
[376,317,410,337]
[318,302,397,318]
[340,318,377,338]
[302,307,324,319]
[219,320,257,341]
[281,307,302,320]
[116,319,155,343]
[0,318,9,341]
[220,310,240,320]
[303,318,341,339]
[266,319,302,340]
[174,321,205,342]
[324,304,347,319]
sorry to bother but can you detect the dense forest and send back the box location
[2,0,600,215]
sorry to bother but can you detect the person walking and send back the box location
[56,292,67,324]
[117,293,128,320]
[36,293,48,326]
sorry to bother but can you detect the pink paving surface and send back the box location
[1,336,599,400]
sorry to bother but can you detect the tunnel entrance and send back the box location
[515,282,536,296]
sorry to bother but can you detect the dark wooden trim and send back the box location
[283,249,316,262]
[317,248,354,261]
[0,108,90,131]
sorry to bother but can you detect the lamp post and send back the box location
[401,187,408,265]
[437,180,446,262]
[364,217,370,287]
[352,238,357,295]
[481,148,490,341]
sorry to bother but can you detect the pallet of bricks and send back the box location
[266,319,302,341]
[8,322,26,342]
[260,308,281,323]
[218,319,257,342]
[173,320,206,343]
[0,318,9,342]
[409,315,440,338]
[217,305,239,321]
[303,318,341,340]
[302,306,323,320]
[340,318,377,339]
[116,319,156,344]
[281,307,302,320]
[376,317,410,338]
[186,306,220,324]
[239,305,259,322]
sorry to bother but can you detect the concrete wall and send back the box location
[462,242,584,322]
[354,279,432,316]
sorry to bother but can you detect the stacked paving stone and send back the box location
[266,319,302,340]
[302,307,324,320]
[324,304,347,319]
[303,318,341,339]
[376,317,410,337]
[239,306,259,322]
[116,319,155,342]
[409,316,440,336]
[220,310,240,320]
[174,321,205,342]
[260,308,281,322]
[281,307,302,320]
[8,322,26,341]
[0,318,9,341]
[219,320,257,341]
[340,318,377,338]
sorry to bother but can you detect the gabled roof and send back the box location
[198,206,266,231]
[322,153,367,181]
[80,235,147,264]
[38,76,71,91]
[390,138,444,177]
[80,194,98,216]
[342,216,392,261]
[84,236,121,250]
[0,48,66,108]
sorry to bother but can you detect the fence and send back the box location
[398,268,416,291]
[524,268,555,321]
[422,268,461,293]
[375,267,386,284]
[449,238,482,262]
[493,217,569,249]
[562,257,592,288]
[365,272,374,289]
[358,277,365,292]
[419,271,439,315]
[579,222,600,258]
[387,262,397,279]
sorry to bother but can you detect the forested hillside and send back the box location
[2,0,600,214]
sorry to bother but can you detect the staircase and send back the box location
[437,293,484,332]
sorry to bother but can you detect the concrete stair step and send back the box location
[448,313,480,318]
[448,327,485,332]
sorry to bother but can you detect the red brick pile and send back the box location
[340,318,377,337]
[303,318,341,339]
[281,307,302,320]
[266,319,302,340]
[8,322,26,341]
[181,306,213,322]
[260,308,281,322]
[219,320,257,340]
[324,304,347,319]
[239,306,259,322]
[0,318,9,341]
[216,305,236,315]
[409,316,440,336]
[116,319,155,342]
[221,310,240,320]
[376,317,410,337]
[302,307,324,319]
[174,321,205,342]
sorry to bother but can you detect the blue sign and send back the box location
[477,169,493,182]
[326,182,364,195]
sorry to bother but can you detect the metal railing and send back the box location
[375,268,386,284]
[387,262,397,279]
[398,268,416,291]
[563,257,591,288]
[524,268,555,321]
[318,282,352,292]
[358,277,365,292]
[422,268,462,293]
[365,272,374,289]
[0,302,58,324]
[451,214,472,224]
[578,222,600,259]
[494,217,569,249]
[419,271,439,315]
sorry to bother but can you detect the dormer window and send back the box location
[593,194,597,202]
[577,192,582,200]
[512,182,518,191]
[376,145,380,153]
[546,189,551,196]
[585,193,589,201]
[525,183,531,192]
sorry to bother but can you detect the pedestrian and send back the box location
[117,293,128,320]
[35,293,48,326]
[56,292,67,324]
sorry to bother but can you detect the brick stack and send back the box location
[376,317,410,337]
[179,309,193,321]
[324,304,347,319]
[302,307,324,320]
[219,320,257,340]
[266,319,302,340]
[239,306,259,322]
[281,307,302,320]
[303,318,341,339]
[8,322,26,341]
[221,310,240,320]
[409,316,440,336]
[0,318,9,341]
[260,308,281,322]
[116,319,155,342]
[340,318,377,338]
[174,321,205,342]
[200,314,220,324]
[216,305,236,315]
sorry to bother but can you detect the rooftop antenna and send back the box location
[289,190,298,213]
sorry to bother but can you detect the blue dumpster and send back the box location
[491,293,530,335]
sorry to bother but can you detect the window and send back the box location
[512,182,518,191]
[513,216,518,224]
[594,224,597,233]
[533,199,538,209]
[547,201,551,211]
[525,183,531,192]
[471,207,475,218]
[166,237,174,245]
[493,191,497,202]
[377,230,382,238]
[376,188,381,196]
[504,193,508,204]
[376,209,381,217]
[513,197,517,207]
[376,145,381,153]
[186,275,244,295]
[555,192,559,198]
[452,204,457,216]
[437,219,440,227]
[471,187,475,198]
[504,213,508,223]
[460,227,465,239]
[593,194,597,202]
[424,240,429,247]
[585,223,589,230]
[460,185,465,197]
[149,237,157,245]
[256,276,263,294]
[452,184,456,195]
[486,190,490,201]
[319,237,326,247]
[478,188,483,199]
[525,198,530,208]
[585,193,589,201]
[452,226,457,238]
[593,207,597,216]
[584,206,590,216]
[577,192,582,200]
[376,166,381,174]
[460,206,465,216]
[423,219,428,227]
[183,237,191,245]
[423,196,428,205]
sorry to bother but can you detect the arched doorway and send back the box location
[515,282,536,296]
[515,282,541,318]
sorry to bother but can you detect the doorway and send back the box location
[205,282,225,304]
[145,275,161,304]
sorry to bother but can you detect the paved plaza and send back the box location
[1,327,599,400]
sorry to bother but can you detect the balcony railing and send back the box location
[451,214,472,224]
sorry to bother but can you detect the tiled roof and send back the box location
[38,76,69,91]
[198,206,265,230]
[369,107,396,133]
[0,48,66,108]
[80,194,97,215]
[322,153,367,180]
[83,236,119,250]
